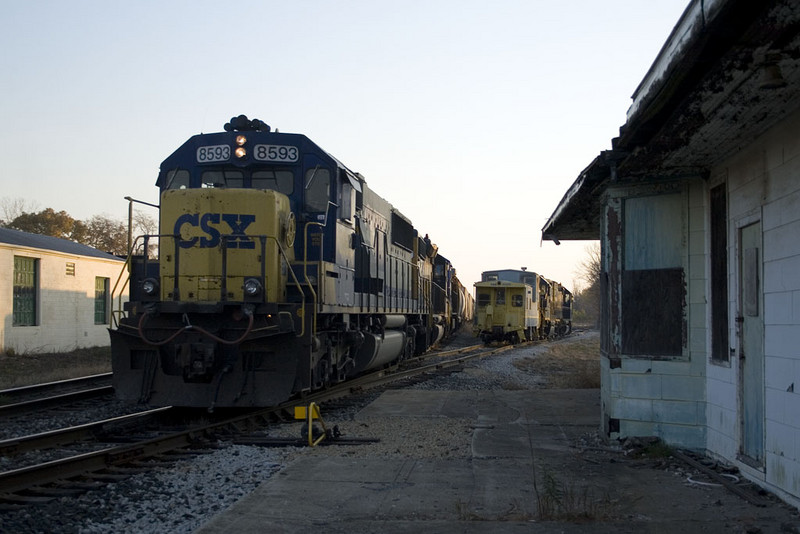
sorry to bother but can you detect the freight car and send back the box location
[110,115,471,409]
[474,269,572,344]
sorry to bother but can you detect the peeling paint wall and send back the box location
[600,180,707,449]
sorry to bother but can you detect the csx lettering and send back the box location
[174,213,256,249]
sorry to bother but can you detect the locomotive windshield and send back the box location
[304,167,330,212]
[163,167,295,195]
[165,169,190,189]
[202,170,244,188]
[252,170,293,194]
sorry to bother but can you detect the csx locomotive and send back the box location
[474,269,572,344]
[110,115,473,409]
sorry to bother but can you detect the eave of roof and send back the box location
[0,227,124,261]
[542,0,800,241]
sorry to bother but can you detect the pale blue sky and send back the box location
[1,0,689,289]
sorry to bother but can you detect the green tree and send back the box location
[7,208,86,241]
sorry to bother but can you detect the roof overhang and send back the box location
[542,0,800,241]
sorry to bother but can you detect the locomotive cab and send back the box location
[474,280,538,344]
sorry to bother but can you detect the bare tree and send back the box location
[133,212,157,236]
[0,197,39,226]
[577,242,601,287]
[132,212,159,257]
[573,242,601,327]
[83,215,128,255]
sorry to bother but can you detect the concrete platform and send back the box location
[196,389,795,533]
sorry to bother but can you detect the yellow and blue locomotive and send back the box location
[110,115,469,408]
[474,269,572,344]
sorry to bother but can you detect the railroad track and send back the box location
[0,374,113,418]
[0,341,527,504]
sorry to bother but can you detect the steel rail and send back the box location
[0,407,173,457]
[0,386,114,418]
[0,373,112,402]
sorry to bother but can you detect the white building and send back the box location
[1,227,127,354]
[542,0,800,506]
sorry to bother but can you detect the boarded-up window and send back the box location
[13,256,37,326]
[622,194,685,356]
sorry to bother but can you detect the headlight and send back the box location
[142,278,159,296]
[243,278,262,297]
[235,135,247,146]
[235,147,247,158]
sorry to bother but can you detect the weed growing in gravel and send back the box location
[534,468,616,521]
[513,336,601,389]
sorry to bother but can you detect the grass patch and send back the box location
[534,468,616,522]
[0,346,111,389]
[513,336,601,389]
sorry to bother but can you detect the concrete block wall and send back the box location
[705,107,800,507]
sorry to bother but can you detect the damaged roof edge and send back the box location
[541,155,608,242]
[626,0,710,122]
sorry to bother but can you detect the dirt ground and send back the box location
[0,346,111,389]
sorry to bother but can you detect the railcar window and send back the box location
[202,170,244,188]
[252,170,294,194]
[512,294,523,307]
[477,293,490,307]
[165,169,190,189]
[304,168,330,212]
[495,288,505,305]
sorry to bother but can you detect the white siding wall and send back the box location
[706,107,800,506]
[1,245,126,353]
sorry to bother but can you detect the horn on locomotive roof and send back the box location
[224,114,271,132]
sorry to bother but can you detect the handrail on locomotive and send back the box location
[112,231,306,338]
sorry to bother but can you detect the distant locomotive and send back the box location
[474,269,571,344]
[110,115,473,409]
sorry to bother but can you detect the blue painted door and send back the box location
[739,221,764,465]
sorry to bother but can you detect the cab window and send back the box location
[202,170,244,188]
[495,288,505,305]
[165,169,190,189]
[477,293,490,307]
[252,170,294,194]
[512,294,523,307]
[304,167,330,212]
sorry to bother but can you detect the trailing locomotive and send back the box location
[474,269,572,344]
[110,115,472,409]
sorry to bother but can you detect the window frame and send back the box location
[94,276,110,325]
[13,256,38,326]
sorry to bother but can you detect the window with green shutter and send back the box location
[95,277,110,324]
[13,256,37,326]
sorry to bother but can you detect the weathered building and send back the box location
[542,0,800,506]
[1,227,126,354]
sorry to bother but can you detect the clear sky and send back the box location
[1,0,689,291]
